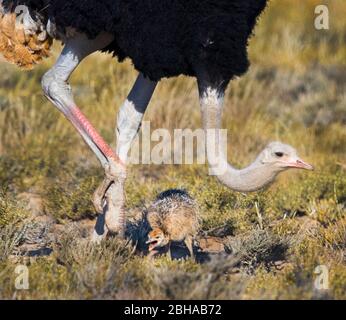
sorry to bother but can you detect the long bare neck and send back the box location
[215,160,280,192]
[199,87,280,192]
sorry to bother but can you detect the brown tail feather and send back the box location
[0,33,8,52]
[14,44,34,64]
[0,12,52,70]
[16,26,27,45]
[0,13,16,39]
[28,36,42,51]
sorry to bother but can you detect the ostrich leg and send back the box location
[41,33,129,234]
[41,33,118,166]
[93,74,157,240]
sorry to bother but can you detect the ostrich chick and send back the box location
[146,190,199,260]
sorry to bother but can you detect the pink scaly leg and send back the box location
[70,107,119,161]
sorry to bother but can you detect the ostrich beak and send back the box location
[287,157,314,170]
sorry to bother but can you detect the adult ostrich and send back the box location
[0,0,313,240]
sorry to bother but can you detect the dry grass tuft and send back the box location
[225,230,291,273]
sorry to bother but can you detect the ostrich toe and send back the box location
[92,159,126,214]
[92,160,127,237]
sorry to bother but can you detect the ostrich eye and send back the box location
[275,152,284,157]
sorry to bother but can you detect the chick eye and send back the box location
[275,152,284,157]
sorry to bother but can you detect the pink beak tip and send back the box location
[296,159,314,171]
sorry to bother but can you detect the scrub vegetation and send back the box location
[0,0,345,299]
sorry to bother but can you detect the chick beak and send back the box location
[146,239,158,251]
[288,157,314,170]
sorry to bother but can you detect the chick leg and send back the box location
[167,242,173,260]
[185,236,195,260]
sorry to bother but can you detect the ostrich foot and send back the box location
[92,160,127,237]
[92,159,126,213]
[104,182,126,237]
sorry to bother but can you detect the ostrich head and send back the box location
[256,142,313,172]
[146,228,169,251]
[0,2,52,69]
[210,141,313,193]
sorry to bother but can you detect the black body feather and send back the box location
[3,0,268,82]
